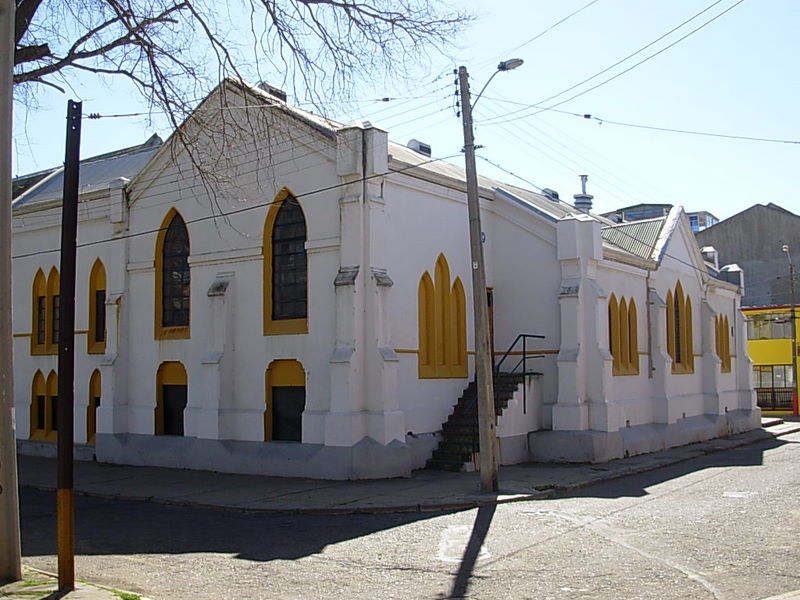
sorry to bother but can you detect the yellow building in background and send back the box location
[744,306,799,415]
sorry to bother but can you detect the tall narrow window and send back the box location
[667,282,694,374]
[418,273,435,376]
[418,254,467,378]
[88,259,107,354]
[87,369,101,444]
[715,314,732,373]
[265,359,305,442]
[36,297,46,344]
[155,210,190,339]
[609,294,639,376]
[30,370,58,442]
[31,269,47,354]
[155,361,188,435]
[30,370,46,439]
[46,267,60,353]
[263,190,308,335]
[627,299,639,371]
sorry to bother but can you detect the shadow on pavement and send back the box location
[446,504,496,600]
[20,487,453,563]
[557,435,788,500]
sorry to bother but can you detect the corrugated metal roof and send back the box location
[12,136,162,211]
[387,142,580,222]
[601,217,665,261]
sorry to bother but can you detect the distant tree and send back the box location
[13,0,470,128]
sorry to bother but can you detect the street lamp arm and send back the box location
[471,70,501,112]
[469,58,524,112]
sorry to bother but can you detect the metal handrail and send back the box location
[493,333,545,413]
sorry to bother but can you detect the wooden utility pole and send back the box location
[57,99,82,592]
[458,66,498,492]
[0,0,22,582]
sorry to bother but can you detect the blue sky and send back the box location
[12,0,799,222]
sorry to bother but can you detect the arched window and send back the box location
[716,314,732,373]
[666,281,694,374]
[155,361,187,436]
[155,210,190,339]
[31,269,47,354]
[265,359,305,442]
[87,369,101,444]
[263,190,308,335]
[88,259,107,354]
[30,370,46,439]
[31,370,58,442]
[418,272,435,376]
[608,294,639,376]
[628,299,639,371]
[47,267,60,353]
[418,254,467,378]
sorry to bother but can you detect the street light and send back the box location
[782,244,797,416]
[457,59,523,493]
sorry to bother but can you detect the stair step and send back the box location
[425,459,466,472]
[425,373,526,472]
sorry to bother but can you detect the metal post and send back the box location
[0,0,23,583]
[57,99,81,592]
[458,66,498,493]
[789,261,797,416]
[783,245,797,416]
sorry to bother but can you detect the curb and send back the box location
[6,565,152,600]
[19,426,798,516]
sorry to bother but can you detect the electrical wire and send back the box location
[575,114,800,145]
[481,96,800,146]
[482,0,746,125]
[476,0,603,70]
[530,0,725,109]
[11,152,462,260]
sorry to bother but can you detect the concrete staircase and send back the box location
[425,372,525,472]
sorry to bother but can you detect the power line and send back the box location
[476,154,543,192]
[481,96,800,146]
[576,114,800,145]
[480,0,603,68]
[483,0,746,125]
[11,152,462,260]
[530,0,725,109]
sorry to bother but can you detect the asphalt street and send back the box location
[19,432,800,600]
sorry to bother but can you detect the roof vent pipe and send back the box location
[257,82,287,102]
[407,139,432,157]
[542,188,560,202]
[573,174,593,213]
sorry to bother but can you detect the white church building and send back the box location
[11,79,760,479]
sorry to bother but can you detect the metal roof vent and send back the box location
[407,139,431,157]
[573,174,594,213]
[257,82,287,102]
[542,188,560,202]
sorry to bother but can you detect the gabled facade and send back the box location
[11,80,760,479]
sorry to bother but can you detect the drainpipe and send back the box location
[646,270,654,379]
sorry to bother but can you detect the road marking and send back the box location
[723,491,756,498]
[437,525,491,563]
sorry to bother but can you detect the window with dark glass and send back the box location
[272,198,307,320]
[51,294,60,345]
[94,289,106,343]
[36,395,45,430]
[36,296,46,345]
[162,215,190,327]
[50,395,58,432]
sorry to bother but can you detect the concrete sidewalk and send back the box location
[0,565,145,600]
[16,418,800,515]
